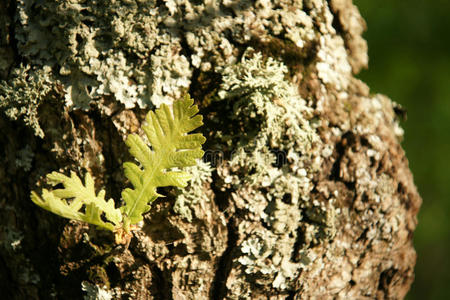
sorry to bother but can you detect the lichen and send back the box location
[6,0,325,115]
[173,160,213,222]
[216,50,320,187]
[0,64,54,138]
[214,50,330,292]
[81,281,113,300]
[11,0,192,110]
[148,43,192,107]
[14,0,156,109]
[238,212,301,289]
[316,35,352,90]
[92,51,147,109]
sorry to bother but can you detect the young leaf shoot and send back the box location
[31,95,205,243]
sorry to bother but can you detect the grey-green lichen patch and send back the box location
[293,171,404,297]
[4,0,352,140]
[173,160,213,222]
[0,65,54,137]
[233,196,337,292]
[291,69,419,298]
[213,50,333,293]
[354,94,405,139]
[8,0,326,113]
[90,51,147,109]
[328,0,368,73]
[180,0,318,70]
[216,50,320,187]
[238,226,299,289]
[148,43,192,107]
[13,0,183,109]
[0,0,418,298]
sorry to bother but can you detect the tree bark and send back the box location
[0,0,420,299]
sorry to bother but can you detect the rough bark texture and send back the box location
[0,0,421,299]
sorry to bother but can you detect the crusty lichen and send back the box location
[13,0,182,110]
[237,208,301,289]
[4,0,357,134]
[316,35,352,90]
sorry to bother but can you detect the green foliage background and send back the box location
[354,1,450,299]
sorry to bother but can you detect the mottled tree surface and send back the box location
[0,0,420,299]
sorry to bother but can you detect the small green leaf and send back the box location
[121,95,206,225]
[31,171,122,231]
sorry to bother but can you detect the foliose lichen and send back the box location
[214,50,332,292]
[316,35,352,90]
[1,0,403,297]
[0,64,54,138]
[13,0,189,110]
[216,49,320,188]
[6,0,325,115]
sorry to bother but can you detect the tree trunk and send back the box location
[0,0,421,299]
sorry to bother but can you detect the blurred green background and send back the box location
[354,0,450,299]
